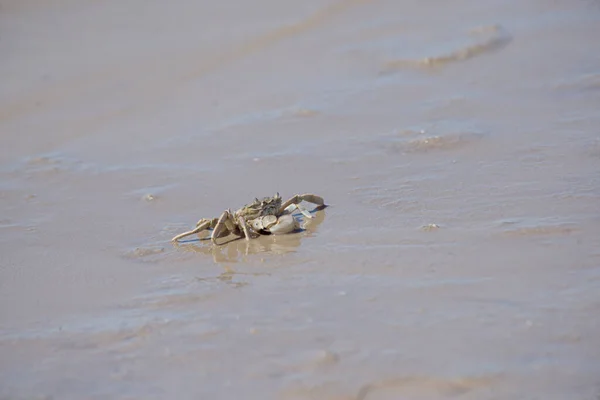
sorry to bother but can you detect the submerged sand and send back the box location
[1,0,599,399]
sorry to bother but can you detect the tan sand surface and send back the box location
[1,0,599,398]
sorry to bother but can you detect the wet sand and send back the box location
[1,0,600,398]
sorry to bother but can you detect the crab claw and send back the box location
[299,194,324,206]
[269,214,299,235]
[250,215,277,231]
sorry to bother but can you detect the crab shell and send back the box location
[250,214,299,235]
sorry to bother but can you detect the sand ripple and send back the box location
[496,218,578,237]
[501,224,578,237]
[556,72,600,95]
[281,373,500,400]
[383,25,511,72]
[122,245,166,264]
[355,374,501,400]
[405,132,485,153]
[379,129,486,154]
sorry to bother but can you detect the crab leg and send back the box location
[171,218,215,242]
[278,194,325,215]
[211,210,237,245]
[237,215,258,241]
[212,210,260,245]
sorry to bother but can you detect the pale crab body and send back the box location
[172,193,325,245]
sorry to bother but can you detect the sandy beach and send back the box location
[1,0,599,398]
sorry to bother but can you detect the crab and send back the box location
[171,193,325,245]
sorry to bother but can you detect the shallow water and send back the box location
[1,0,600,399]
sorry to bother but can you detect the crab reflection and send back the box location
[173,207,326,263]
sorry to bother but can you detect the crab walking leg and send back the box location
[171,218,213,242]
[278,194,325,214]
[237,215,258,241]
[211,210,238,245]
